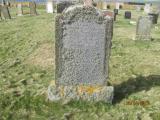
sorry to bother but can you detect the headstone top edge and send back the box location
[63,4,101,15]
[56,5,113,24]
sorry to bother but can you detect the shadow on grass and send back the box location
[113,75,160,104]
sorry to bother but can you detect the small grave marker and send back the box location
[125,11,131,19]
[148,13,159,24]
[136,16,153,40]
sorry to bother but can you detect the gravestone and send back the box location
[114,9,118,15]
[144,4,151,14]
[46,0,54,13]
[119,5,123,9]
[6,1,11,7]
[48,5,114,103]
[1,5,11,19]
[102,2,107,10]
[148,13,159,24]
[125,11,131,19]
[29,2,37,15]
[116,2,120,10]
[17,3,23,16]
[103,10,116,21]
[56,1,73,13]
[136,16,153,40]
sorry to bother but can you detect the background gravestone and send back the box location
[102,2,107,10]
[17,3,23,16]
[29,2,37,15]
[48,5,114,103]
[148,13,159,24]
[107,5,110,9]
[114,9,118,15]
[1,5,11,19]
[125,11,131,19]
[102,10,116,21]
[136,16,153,40]
[46,0,54,13]
[116,2,120,10]
[144,3,151,14]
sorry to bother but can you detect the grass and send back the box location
[0,6,160,120]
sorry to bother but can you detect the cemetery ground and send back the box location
[0,7,160,120]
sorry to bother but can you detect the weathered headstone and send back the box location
[103,10,116,21]
[136,16,153,40]
[29,2,37,15]
[144,4,151,14]
[114,9,118,15]
[17,3,23,16]
[56,1,73,13]
[48,5,114,103]
[46,0,54,13]
[1,5,11,19]
[125,11,131,19]
[148,13,159,24]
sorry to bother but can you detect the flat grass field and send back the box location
[0,7,160,120]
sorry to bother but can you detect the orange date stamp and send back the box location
[125,100,150,107]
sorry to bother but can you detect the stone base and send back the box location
[48,84,114,103]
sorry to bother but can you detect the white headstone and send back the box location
[144,4,151,14]
[116,2,120,10]
[46,1,54,13]
[102,2,107,10]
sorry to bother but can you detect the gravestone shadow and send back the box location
[113,75,160,104]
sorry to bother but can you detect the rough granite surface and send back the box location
[55,5,113,86]
[52,5,114,103]
[136,16,152,40]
